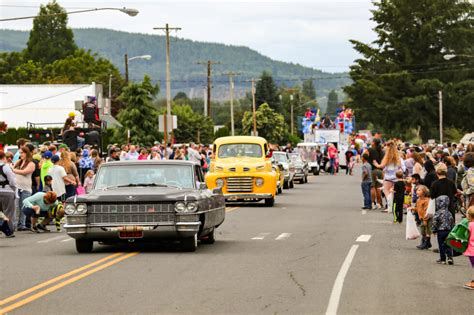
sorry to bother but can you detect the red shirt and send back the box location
[328,146,338,159]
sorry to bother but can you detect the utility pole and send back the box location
[280,88,297,135]
[224,72,240,136]
[124,53,129,84]
[154,24,181,144]
[108,74,112,99]
[197,60,220,117]
[439,90,443,144]
[251,78,257,136]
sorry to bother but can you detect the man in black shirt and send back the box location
[430,163,457,217]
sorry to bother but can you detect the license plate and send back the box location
[119,231,143,239]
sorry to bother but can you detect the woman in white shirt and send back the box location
[12,147,35,231]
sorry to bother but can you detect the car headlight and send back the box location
[216,178,224,187]
[76,203,88,215]
[255,178,264,187]
[65,204,76,215]
[186,202,198,212]
[175,202,186,213]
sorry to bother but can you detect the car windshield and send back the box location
[94,164,195,190]
[273,153,287,163]
[218,143,263,158]
[290,154,303,162]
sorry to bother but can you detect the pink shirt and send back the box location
[465,222,474,257]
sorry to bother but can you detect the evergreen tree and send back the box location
[255,71,281,112]
[327,90,339,115]
[344,0,474,140]
[115,75,160,146]
[302,79,316,99]
[25,1,77,64]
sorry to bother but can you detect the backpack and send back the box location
[445,218,470,253]
[0,164,9,188]
[83,102,97,123]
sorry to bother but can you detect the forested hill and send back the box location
[0,28,350,99]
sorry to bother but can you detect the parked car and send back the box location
[289,152,309,183]
[272,151,295,189]
[271,158,285,195]
[64,160,225,253]
[206,136,278,207]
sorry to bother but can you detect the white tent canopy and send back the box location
[0,84,99,128]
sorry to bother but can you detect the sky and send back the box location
[0,0,377,73]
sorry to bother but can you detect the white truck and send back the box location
[303,129,349,170]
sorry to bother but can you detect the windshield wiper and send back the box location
[102,183,182,190]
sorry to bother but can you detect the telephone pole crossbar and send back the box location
[153,24,181,145]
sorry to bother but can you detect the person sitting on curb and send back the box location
[22,191,58,233]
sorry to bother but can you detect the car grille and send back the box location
[88,203,175,224]
[226,177,253,193]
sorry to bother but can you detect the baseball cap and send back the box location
[43,151,53,159]
[51,155,60,163]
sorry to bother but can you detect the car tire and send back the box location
[201,229,215,245]
[283,180,289,189]
[265,197,275,207]
[181,234,197,252]
[314,169,320,176]
[290,180,294,189]
[278,186,283,194]
[75,239,93,253]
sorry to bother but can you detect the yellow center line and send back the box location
[226,206,240,213]
[0,252,124,307]
[0,252,139,314]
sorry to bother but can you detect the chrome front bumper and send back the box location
[65,221,201,240]
[224,193,273,200]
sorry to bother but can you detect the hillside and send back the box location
[0,28,350,100]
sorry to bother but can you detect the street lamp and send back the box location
[0,7,139,22]
[124,54,152,84]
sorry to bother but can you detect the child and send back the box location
[392,170,405,223]
[43,175,53,192]
[0,211,14,238]
[83,170,95,193]
[360,153,372,209]
[432,195,455,265]
[413,185,431,249]
[410,174,422,225]
[463,206,474,289]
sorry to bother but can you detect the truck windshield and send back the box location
[94,164,195,190]
[273,153,287,163]
[218,143,262,158]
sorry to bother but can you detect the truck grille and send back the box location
[88,203,175,224]
[226,177,253,193]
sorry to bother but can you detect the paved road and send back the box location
[1,171,472,314]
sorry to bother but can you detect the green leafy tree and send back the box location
[172,105,214,144]
[344,0,474,140]
[241,103,286,143]
[114,75,160,145]
[25,1,77,64]
[302,79,316,99]
[327,89,339,115]
[255,71,281,112]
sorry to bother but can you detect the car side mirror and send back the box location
[212,188,222,194]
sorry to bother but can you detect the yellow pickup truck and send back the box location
[205,136,278,207]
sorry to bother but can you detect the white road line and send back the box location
[326,245,360,315]
[361,210,367,215]
[275,233,291,240]
[61,238,74,242]
[37,236,68,244]
[251,233,270,240]
[356,235,372,242]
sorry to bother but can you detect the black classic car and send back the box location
[64,160,226,253]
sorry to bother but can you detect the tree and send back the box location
[327,90,338,115]
[302,79,316,99]
[241,103,286,143]
[172,105,214,144]
[344,0,474,140]
[25,1,77,65]
[114,75,160,146]
[173,92,189,101]
[255,71,281,112]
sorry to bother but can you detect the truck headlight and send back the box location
[75,203,88,215]
[65,204,76,215]
[216,178,224,187]
[175,202,186,213]
[186,202,198,212]
[255,178,264,187]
